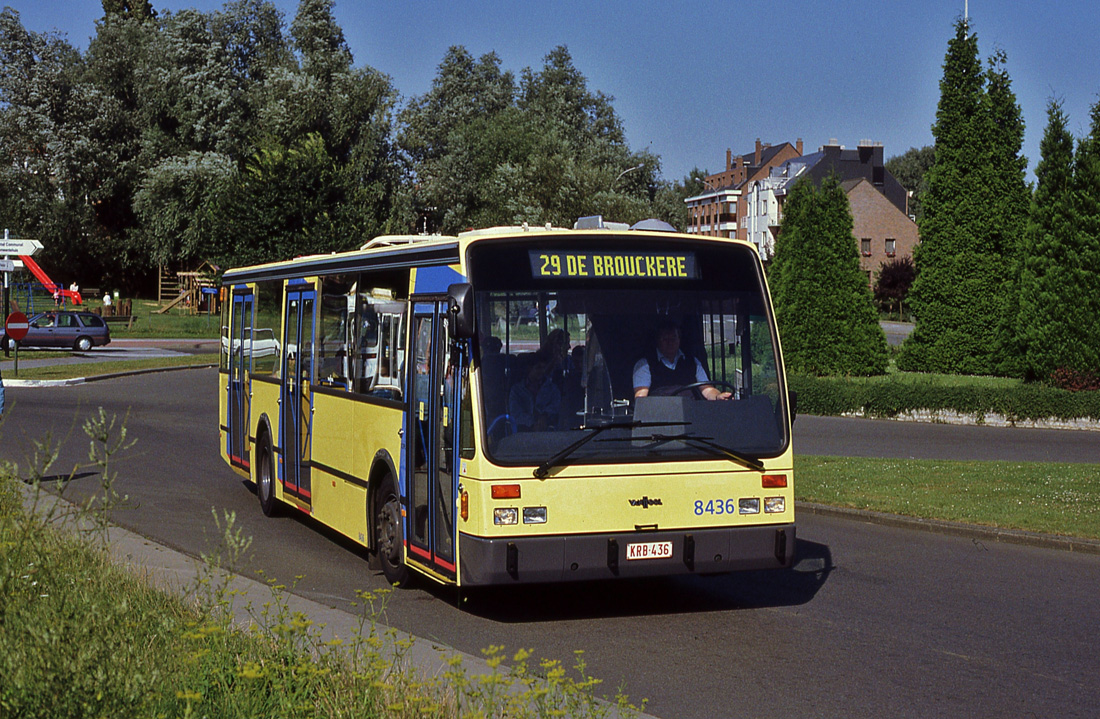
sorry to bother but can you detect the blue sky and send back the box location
[9,1,1100,183]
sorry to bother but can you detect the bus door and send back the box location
[227,290,253,469]
[280,284,315,504]
[405,300,458,580]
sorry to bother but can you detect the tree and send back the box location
[884,145,933,221]
[1015,99,1100,381]
[873,256,916,318]
[207,133,352,269]
[101,0,156,22]
[398,44,657,234]
[771,175,888,376]
[898,19,1026,375]
[133,151,235,266]
[984,48,1031,375]
[289,0,350,80]
[0,9,105,286]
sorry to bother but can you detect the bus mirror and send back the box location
[448,283,475,338]
[788,390,798,423]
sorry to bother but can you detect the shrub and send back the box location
[1049,367,1100,392]
[788,373,1100,422]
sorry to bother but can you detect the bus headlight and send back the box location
[738,498,760,514]
[494,508,518,525]
[523,507,547,524]
[764,497,786,513]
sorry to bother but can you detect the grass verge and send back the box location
[5,353,217,381]
[0,412,644,719]
[797,455,1100,539]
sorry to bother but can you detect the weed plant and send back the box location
[1,409,644,718]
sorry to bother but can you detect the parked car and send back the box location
[5,311,111,351]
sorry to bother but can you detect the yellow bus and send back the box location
[218,220,795,587]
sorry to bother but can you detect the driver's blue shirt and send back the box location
[632,350,708,391]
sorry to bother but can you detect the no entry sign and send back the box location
[5,311,28,341]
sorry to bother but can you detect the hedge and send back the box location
[788,374,1100,423]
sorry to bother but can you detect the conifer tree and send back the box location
[985,49,1031,375]
[898,19,1026,375]
[1017,100,1100,381]
[1016,100,1078,380]
[771,175,888,376]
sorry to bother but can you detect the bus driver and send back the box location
[633,321,731,401]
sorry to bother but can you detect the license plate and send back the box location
[626,541,673,560]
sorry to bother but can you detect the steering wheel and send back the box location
[486,413,517,439]
[672,380,738,400]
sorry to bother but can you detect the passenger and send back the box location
[541,328,570,384]
[559,344,586,427]
[633,321,731,400]
[507,350,561,431]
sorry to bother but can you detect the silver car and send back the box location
[6,311,112,351]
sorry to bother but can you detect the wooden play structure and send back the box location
[157,261,219,315]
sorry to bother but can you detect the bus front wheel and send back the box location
[375,474,409,586]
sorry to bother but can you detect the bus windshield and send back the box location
[470,240,789,469]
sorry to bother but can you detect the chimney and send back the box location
[796,138,803,155]
[726,148,732,172]
[754,138,762,166]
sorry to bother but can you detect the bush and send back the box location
[1049,367,1100,392]
[788,373,1100,422]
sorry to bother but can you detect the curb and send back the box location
[4,362,217,387]
[797,501,1100,555]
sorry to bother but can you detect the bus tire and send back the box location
[375,474,409,586]
[257,434,278,517]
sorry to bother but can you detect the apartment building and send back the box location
[685,139,803,240]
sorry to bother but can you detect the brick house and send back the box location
[738,140,919,284]
[843,177,919,285]
[685,139,803,241]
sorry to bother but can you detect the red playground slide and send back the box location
[20,254,83,305]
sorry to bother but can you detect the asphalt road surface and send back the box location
[3,370,1098,718]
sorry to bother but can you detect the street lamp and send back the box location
[610,163,645,190]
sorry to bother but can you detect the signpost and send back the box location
[5,310,28,375]
[2,228,42,332]
[0,236,43,256]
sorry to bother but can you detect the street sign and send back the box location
[0,260,13,273]
[5,311,29,341]
[0,238,43,256]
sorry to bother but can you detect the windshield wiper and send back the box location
[532,420,689,479]
[637,432,765,473]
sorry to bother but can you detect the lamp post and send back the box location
[610,163,644,191]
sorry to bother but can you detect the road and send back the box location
[2,369,1099,718]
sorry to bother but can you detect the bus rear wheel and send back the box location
[375,474,409,586]
[257,435,278,517]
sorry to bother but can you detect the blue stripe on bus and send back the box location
[414,265,465,293]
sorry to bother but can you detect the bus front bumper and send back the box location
[459,524,795,586]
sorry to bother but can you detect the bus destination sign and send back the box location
[529,250,698,280]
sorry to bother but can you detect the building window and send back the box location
[885,238,896,257]
[861,238,872,256]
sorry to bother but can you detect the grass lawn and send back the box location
[4,354,217,381]
[797,455,1100,539]
[849,359,1023,389]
